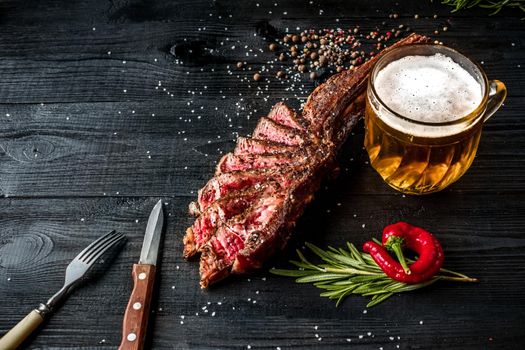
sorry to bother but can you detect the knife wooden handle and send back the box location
[119,264,156,350]
[0,309,44,350]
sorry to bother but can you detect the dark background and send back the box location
[0,0,524,349]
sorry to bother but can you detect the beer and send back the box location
[365,45,506,194]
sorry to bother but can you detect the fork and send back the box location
[0,230,125,350]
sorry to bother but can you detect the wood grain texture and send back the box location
[0,0,524,349]
[119,264,156,350]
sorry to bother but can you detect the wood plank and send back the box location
[1,0,524,348]
[0,17,522,104]
[0,195,523,348]
[1,99,523,197]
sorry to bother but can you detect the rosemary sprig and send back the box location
[440,0,525,15]
[270,242,478,308]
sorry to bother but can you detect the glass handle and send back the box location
[483,80,507,122]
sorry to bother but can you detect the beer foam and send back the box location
[374,53,483,137]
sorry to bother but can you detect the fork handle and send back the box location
[0,309,45,350]
[119,264,156,350]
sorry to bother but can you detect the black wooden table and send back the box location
[1,1,523,349]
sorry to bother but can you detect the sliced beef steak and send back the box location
[266,102,307,132]
[252,117,307,146]
[191,167,306,215]
[185,34,431,288]
[216,151,309,174]
[199,192,287,287]
[234,137,297,155]
[191,171,269,215]
[184,183,279,258]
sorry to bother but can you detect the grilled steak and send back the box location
[234,137,297,155]
[184,34,430,287]
[184,183,280,258]
[266,102,306,131]
[252,117,308,146]
[216,151,309,174]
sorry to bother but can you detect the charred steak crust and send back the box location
[234,137,298,155]
[253,117,310,146]
[185,34,431,287]
[215,150,311,175]
[266,101,308,131]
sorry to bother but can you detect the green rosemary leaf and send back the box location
[305,242,333,260]
[347,242,366,264]
[440,0,525,15]
[270,268,316,277]
[366,292,394,307]
[296,249,311,264]
[372,237,382,245]
[296,273,348,283]
[347,275,386,283]
[316,282,353,291]
[271,241,478,308]
[388,279,439,293]
[327,246,341,254]
[320,285,356,298]
[325,252,370,269]
[336,288,357,307]
[289,260,317,271]
[339,246,353,258]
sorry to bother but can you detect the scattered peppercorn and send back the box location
[236,62,243,69]
[253,73,261,81]
[264,20,443,82]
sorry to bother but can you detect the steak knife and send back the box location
[119,200,164,350]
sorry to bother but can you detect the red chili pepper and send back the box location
[363,222,444,284]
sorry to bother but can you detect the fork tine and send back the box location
[81,231,122,263]
[84,232,125,265]
[81,231,121,263]
[75,230,117,261]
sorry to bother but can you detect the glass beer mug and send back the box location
[365,44,507,194]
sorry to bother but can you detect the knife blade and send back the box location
[119,200,164,350]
